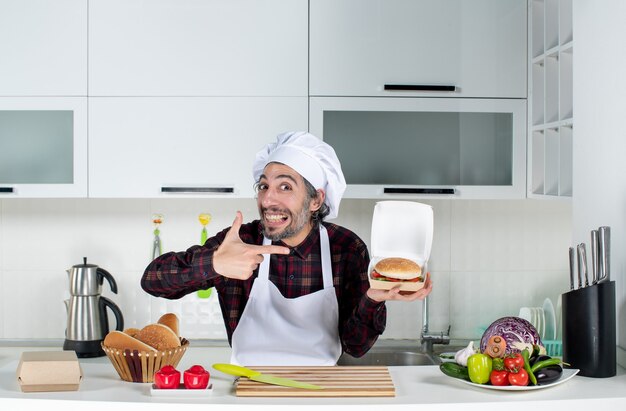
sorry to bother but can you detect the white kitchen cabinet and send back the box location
[310,0,527,98]
[0,0,87,96]
[528,0,573,198]
[88,0,307,97]
[0,97,88,197]
[310,97,527,199]
[88,97,308,198]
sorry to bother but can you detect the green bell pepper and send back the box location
[467,353,493,384]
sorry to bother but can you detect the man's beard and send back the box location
[260,196,311,241]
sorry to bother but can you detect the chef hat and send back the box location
[252,131,347,220]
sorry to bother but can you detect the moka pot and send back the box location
[63,257,124,358]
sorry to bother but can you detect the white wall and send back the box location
[573,0,626,366]
[0,198,571,343]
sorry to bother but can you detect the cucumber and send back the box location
[439,362,470,381]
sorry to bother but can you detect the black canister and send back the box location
[562,281,616,378]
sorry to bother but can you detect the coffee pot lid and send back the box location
[72,257,98,268]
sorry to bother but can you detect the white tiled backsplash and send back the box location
[0,198,572,342]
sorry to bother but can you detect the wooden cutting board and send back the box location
[235,366,395,397]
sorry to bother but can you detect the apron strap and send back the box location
[319,225,333,289]
[259,236,271,280]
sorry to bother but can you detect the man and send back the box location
[141,131,432,366]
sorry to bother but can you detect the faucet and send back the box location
[420,293,451,353]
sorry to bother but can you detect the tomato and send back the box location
[508,369,529,386]
[371,271,422,282]
[183,365,210,389]
[489,369,509,386]
[504,353,524,372]
[467,353,492,384]
[154,365,180,389]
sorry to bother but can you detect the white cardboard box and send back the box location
[368,201,433,291]
[16,351,83,392]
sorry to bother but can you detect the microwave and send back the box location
[310,97,527,199]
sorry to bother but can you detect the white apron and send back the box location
[230,225,342,366]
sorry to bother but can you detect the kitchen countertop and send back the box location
[1,342,625,411]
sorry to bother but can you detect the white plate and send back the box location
[529,307,538,334]
[150,383,213,397]
[536,307,545,339]
[452,369,579,391]
[528,307,537,336]
[543,298,557,340]
[518,307,532,323]
[555,295,563,340]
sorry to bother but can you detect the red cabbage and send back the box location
[480,316,542,355]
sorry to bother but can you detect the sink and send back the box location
[337,350,441,366]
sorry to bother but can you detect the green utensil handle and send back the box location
[197,288,212,298]
[213,363,260,378]
[201,227,208,246]
[197,227,213,298]
[152,228,162,259]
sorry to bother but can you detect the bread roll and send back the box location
[157,313,179,337]
[123,328,141,338]
[135,323,181,351]
[103,330,157,352]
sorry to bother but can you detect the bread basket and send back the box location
[102,338,189,383]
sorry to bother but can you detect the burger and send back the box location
[369,257,424,292]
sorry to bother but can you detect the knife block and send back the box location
[561,281,616,378]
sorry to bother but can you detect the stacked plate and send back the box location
[518,298,557,341]
[518,298,562,356]
[543,298,557,341]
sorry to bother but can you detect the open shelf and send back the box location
[560,48,573,121]
[531,130,545,195]
[532,61,545,125]
[559,125,573,196]
[528,0,573,199]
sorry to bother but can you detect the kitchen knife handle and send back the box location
[576,244,585,289]
[591,230,599,284]
[384,84,457,92]
[161,186,234,194]
[0,187,14,193]
[581,243,589,287]
[598,226,610,282]
[213,363,260,378]
[568,247,575,290]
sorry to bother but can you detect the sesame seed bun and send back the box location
[373,257,422,280]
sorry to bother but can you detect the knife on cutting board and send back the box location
[212,363,323,390]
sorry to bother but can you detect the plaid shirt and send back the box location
[141,220,386,358]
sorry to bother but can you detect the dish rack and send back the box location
[543,340,563,357]
[518,297,562,357]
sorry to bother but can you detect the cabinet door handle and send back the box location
[161,186,235,194]
[384,187,455,195]
[0,187,14,193]
[384,84,457,92]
